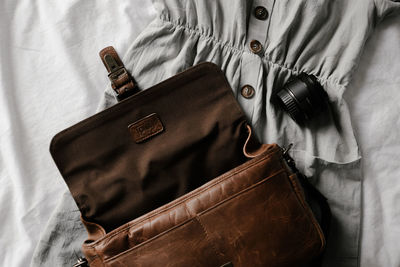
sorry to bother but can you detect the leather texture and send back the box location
[81,145,325,266]
[50,63,249,232]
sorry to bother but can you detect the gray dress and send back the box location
[32,0,400,266]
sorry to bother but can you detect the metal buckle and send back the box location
[103,54,128,85]
[282,143,298,173]
[103,54,120,72]
[72,257,88,267]
[102,51,138,101]
[107,66,128,85]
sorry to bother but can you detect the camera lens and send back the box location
[276,73,327,124]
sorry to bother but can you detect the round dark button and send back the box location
[241,85,255,99]
[254,6,268,20]
[249,40,262,54]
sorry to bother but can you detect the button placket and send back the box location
[246,0,274,56]
[238,0,275,123]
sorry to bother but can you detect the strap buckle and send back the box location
[100,46,138,101]
[104,54,126,83]
[108,66,127,82]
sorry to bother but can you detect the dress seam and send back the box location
[157,15,346,91]
[158,15,244,55]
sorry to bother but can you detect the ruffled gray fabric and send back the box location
[32,0,400,266]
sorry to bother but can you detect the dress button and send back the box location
[241,85,255,99]
[254,6,268,20]
[249,40,262,54]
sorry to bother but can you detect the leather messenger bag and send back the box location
[80,142,327,267]
[50,48,329,266]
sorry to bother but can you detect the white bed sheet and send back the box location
[0,1,398,266]
[0,1,156,266]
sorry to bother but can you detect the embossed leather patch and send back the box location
[128,113,164,143]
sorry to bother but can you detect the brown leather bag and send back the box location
[50,49,328,266]
[80,142,326,267]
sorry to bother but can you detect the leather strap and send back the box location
[242,124,273,158]
[99,46,138,101]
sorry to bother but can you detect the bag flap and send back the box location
[50,62,249,231]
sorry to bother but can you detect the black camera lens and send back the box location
[276,73,327,124]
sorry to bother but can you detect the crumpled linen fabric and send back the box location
[32,0,400,266]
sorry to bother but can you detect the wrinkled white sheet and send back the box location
[0,0,398,266]
[0,1,156,266]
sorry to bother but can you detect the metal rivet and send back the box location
[254,6,268,20]
[249,40,262,54]
[241,85,255,99]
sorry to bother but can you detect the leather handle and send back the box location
[242,124,273,158]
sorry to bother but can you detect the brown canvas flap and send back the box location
[50,63,249,231]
